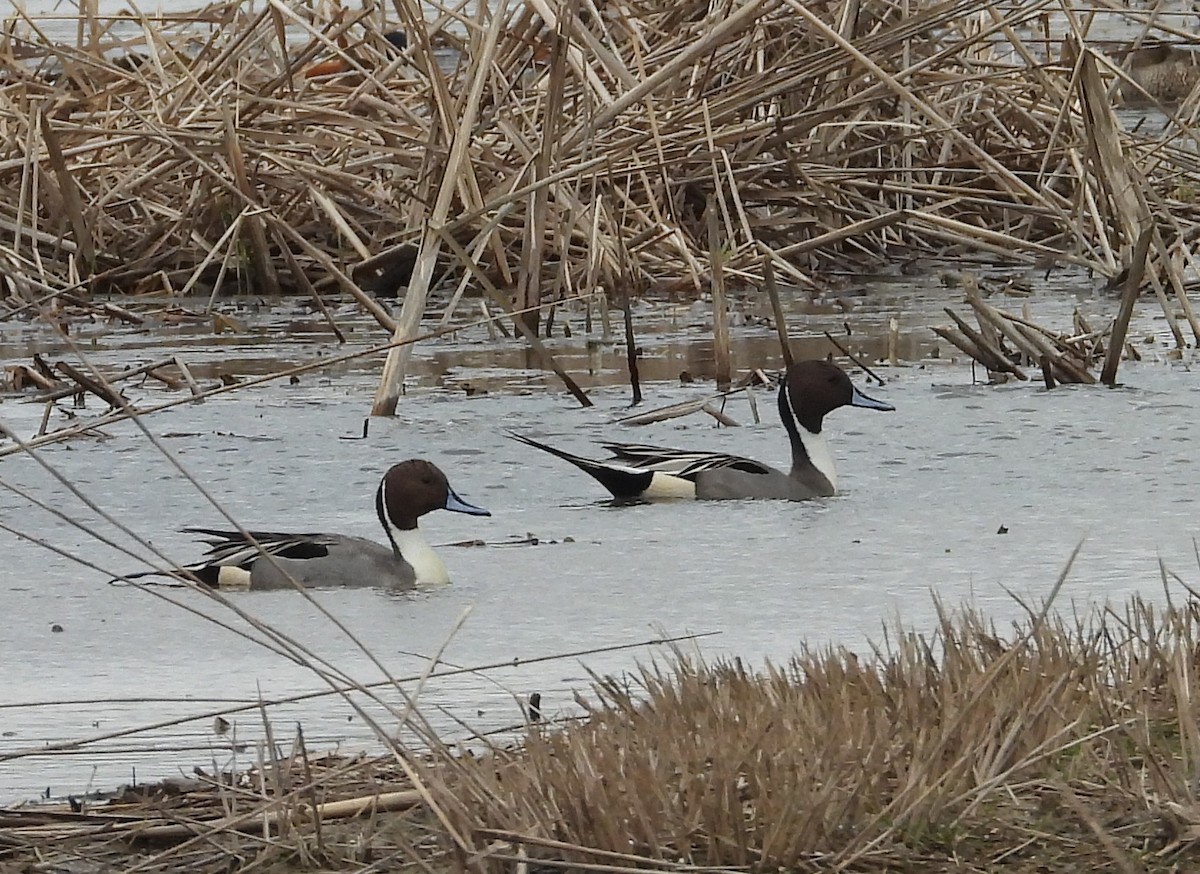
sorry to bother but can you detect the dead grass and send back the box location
[9,0,1200,406]
[432,590,1200,871]
[8,582,1200,871]
[3,0,1200,315]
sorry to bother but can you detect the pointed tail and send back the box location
[507,431,654,500]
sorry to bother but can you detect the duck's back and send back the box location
[247,537,414,589]
[694,465,834,501]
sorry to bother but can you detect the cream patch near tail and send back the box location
[217,566,252,590]
[642,472,698,500]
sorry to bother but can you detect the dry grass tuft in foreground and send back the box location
[434,592,1200,872]
[9,586,1200,871]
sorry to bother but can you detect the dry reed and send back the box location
[7,0,1200,406]
[935,274,1111,384]
[9,577,1200,871]
[3,0,1199,323]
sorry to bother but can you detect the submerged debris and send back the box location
[933,275,1142,386]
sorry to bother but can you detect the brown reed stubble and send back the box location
[428,594,1200,871]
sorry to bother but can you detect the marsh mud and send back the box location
[1,268,1198,801]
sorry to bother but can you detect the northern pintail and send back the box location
[512,359,894,501]
[119,459,489,589]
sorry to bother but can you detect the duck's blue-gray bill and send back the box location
[850,385,895,412]
[444,489,491,516]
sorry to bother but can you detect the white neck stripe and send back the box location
[787,382,808,432]
[798,429,838,491]
[391,523,450,586]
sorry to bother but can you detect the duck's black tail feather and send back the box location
[507,431,654,500]
[108,565,220,586]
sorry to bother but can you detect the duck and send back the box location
[117,459,489,590]
[304,29,408,78]
[510,359,894,501]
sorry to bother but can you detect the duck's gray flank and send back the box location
[511,358,894,502]
[116,459,490,589]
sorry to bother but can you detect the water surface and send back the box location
[1,275,1198,802]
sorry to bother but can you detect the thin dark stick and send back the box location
[279,233,346,344]
[707,198,731,390]
[763,256,793,368]
[823,331,886,385]
[622,284,642,406]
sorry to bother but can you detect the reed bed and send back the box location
[2,0,1199,323]
[10,575,1200,871]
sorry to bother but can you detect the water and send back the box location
[0,272,1198,802]
[3,0,1199,804]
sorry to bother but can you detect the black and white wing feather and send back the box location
[111,529,336,585]
[599,441,773,477]
[183,528,337,567]
[508,431,776,501]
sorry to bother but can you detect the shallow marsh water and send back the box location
[0,275,1198,801]
[4,0,1200,806]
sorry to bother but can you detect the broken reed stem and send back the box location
[30,357,179,403]
[37,114,95,273]
[1039,356,1057,390]
[707,197,732,391]
[370,1,506,417]
[221,114,280,297]
[172,356,204,399]
[436,233,593,407]
[124,789,423,841]
[53,361,124,408]
[943,306,1028,380]
[278,236,347,344]
[940,275,1119,385]
[1,0,1197,345]
[821,331,886,385]
[0,294,596,458]
[57,292,143,325]
[932,324,991,366]
[1102,225,1152,386]
[268,217,398,332]
[701,401,738,427]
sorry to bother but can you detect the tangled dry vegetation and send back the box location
[436,586,1200,872]
[10,573,1200,872]
[2,0,1199,328]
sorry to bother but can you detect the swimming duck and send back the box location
[118,459,489,589]
[511,359,894,501]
